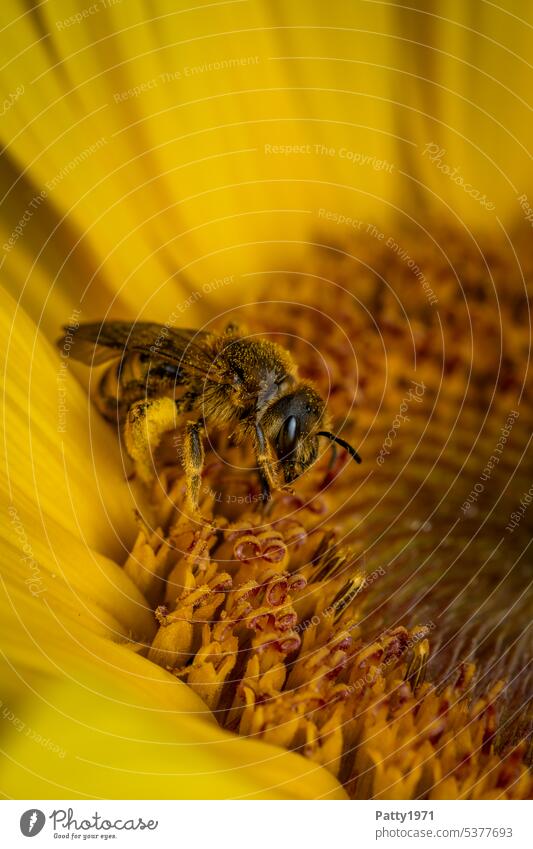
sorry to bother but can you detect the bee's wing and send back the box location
[58,321,216,376]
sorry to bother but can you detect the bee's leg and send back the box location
[257,469,271,504]
[254,423,278,505]
[123,397,179,483]
[183,420,205,512]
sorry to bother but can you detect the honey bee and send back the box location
[58,321,361,511]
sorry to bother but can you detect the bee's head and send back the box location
[261,384,361,485]
[259,385,324,483]
[261,383,353,483]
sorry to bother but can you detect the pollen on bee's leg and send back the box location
[181,420,205,515]
[123,397,178,483]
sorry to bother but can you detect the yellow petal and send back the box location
[2,0,532,336]
[0,580,346,799]
[1,285,142,559]
[1,512,155,643]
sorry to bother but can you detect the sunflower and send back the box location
[1,0,532,800]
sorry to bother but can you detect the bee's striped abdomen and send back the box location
[94,353,182,423]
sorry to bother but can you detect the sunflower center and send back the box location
[124,224,532,799]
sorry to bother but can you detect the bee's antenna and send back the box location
[317,432,362,464]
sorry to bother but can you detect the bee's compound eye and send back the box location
[278,415,299,457]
